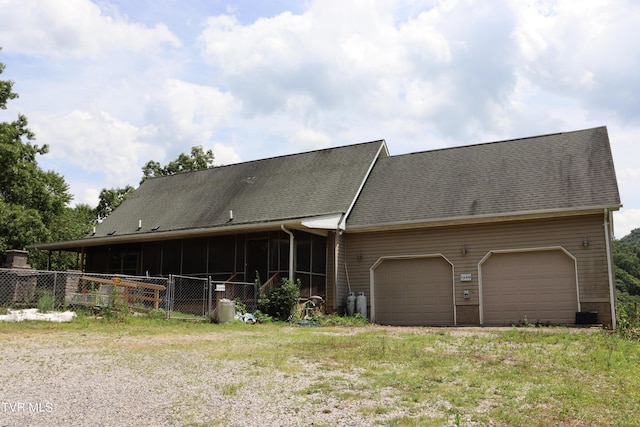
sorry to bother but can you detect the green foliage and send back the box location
[0,51,77,266]
[0,52,18,109]
[613,235,640,294]
[314,313,370,326]
[36,290,54,313]
[258,278,301,322]
[234,299,247,315]
[141,145,214,182]
[101,287,131,323]
[614,228,640,333]
[251,309,273,324]
[95,186,135,220]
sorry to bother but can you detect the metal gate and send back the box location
[167,275,257,320]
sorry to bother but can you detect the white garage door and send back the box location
[374,257,454,326]
[481,250,578,325]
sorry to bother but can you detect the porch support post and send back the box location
[281,225,295,281]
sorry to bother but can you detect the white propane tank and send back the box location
[346,292,356,316]
[356,292,367,318]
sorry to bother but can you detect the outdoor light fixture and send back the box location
[583,237,589,247]
[357,250,363,261]
[461,244,467,254]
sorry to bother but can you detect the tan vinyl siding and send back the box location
[342,213,612,326]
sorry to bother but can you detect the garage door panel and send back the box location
[482,250,578,325]
[375,257,454,326]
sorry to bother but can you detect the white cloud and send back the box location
[30,77,241,195]
[80,187,101,208]
[31,108,157,187]
[212,143,242,165]
[513,0,640,120]
[0,0,180,58]
[142,79,241,161]
[614,209,640,239]
[290,128,331,150]
[197,0,519,142]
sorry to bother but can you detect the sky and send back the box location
[0,0,638,238]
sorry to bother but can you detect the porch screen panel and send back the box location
[181,238,207,276]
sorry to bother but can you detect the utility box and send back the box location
[575,311,598,325]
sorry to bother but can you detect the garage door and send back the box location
[481,250,578,325]
[374,257,454,326]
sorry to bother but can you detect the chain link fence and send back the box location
[168,274,257,320]
[0,269,257,321]
[0,269,169,313]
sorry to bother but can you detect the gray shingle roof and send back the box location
[347,127,620,229]
[92,140,386,238]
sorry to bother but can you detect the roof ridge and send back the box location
[384,126,606,159]
[143,139,387,182]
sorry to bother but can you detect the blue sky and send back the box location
[0,0,639,237]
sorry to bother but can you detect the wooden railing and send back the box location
[258,273,280,296]
[74,276,166,310]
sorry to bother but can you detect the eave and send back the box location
[29,213,345,252]
[345,204,623,233]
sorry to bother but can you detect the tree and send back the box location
[95,186,135,220]
[614,228,640,326]
[0,50,74,268]
[141,145,214,182]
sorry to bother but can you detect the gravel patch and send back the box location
[1,325,599,426]
[0,330,430,426]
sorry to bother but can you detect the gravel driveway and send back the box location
[0,329,409,427]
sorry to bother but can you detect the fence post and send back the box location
[52,272,57,311]
[208,277,212,319]
[166,274,172,319]
[254,279,258,312]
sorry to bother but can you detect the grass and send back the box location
[1,316,638,426]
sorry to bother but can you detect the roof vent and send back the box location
[137,219,142,230]
[108,230,116,236]
[151,225,160,231]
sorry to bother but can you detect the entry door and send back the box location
[246,239,269,285]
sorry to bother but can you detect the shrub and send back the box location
[314,313,369,326]
[37,290,55,313]
[252,310,273,324]
[258,278,301,322]
[617,305,640,341]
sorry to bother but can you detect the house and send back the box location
[31,126,621,327]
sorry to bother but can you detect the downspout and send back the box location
[604,208,617,330]
[281,225,295,281]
